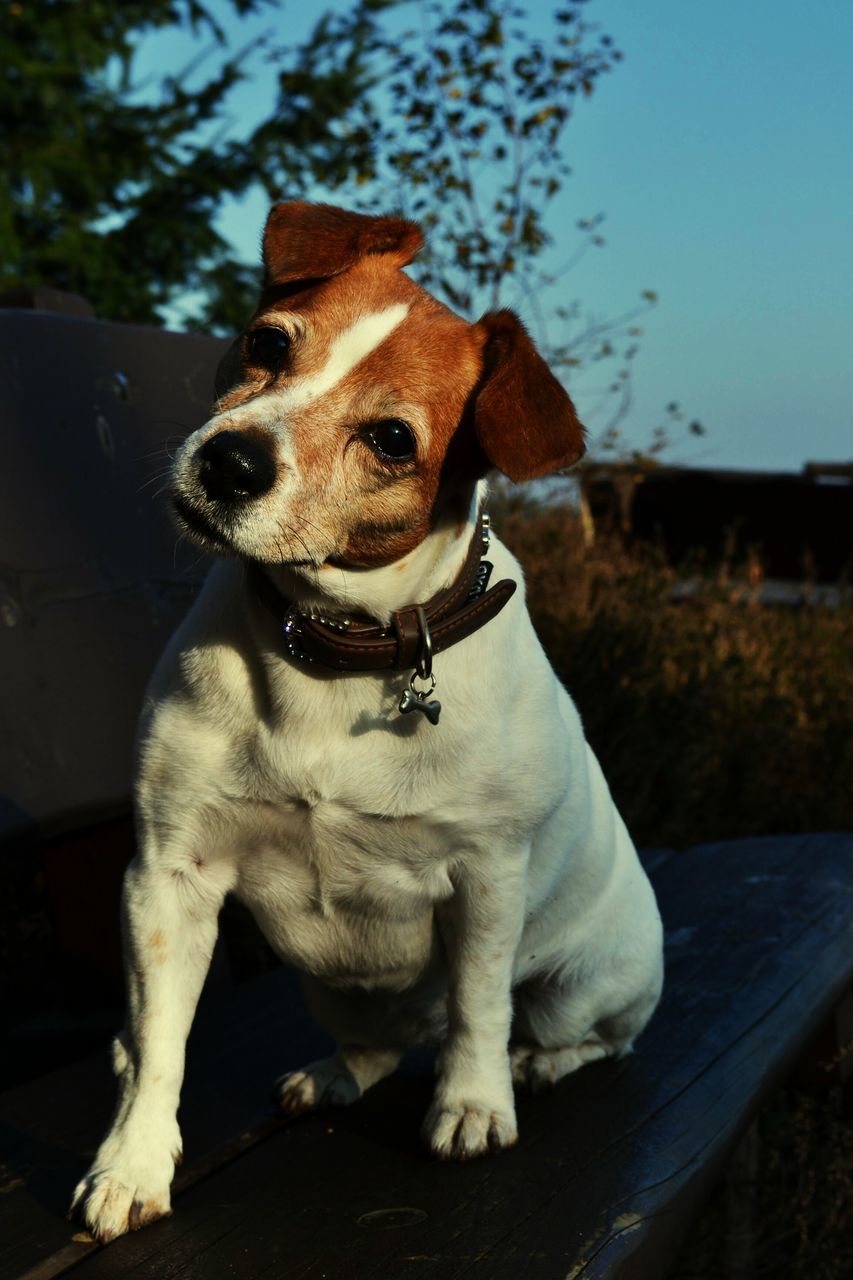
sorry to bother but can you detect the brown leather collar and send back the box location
[247,513,517,673]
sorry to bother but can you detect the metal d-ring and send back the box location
[414,605,433,681]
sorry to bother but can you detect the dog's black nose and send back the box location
[196,431,276,502]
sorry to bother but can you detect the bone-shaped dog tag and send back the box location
[399,686,442,725]
[399,614,441,724]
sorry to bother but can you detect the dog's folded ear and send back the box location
[473,310,586,482]
[263,202,424,285]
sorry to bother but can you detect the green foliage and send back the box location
[1,1,262,324]
[1,0,698,446]
[336,0,620,316]
[0,0,396,328]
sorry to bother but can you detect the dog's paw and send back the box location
[69,1122,181,1244]
[510,1045,561,1092]
[422,1097,518,1161]
[70,1159,177,1244]
[510,1042,609,1092]
[273,1057,362,1117]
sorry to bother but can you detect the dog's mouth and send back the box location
[171,491,322,569]
[171,492,236,551]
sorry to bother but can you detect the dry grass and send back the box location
[498,498,853,847]
[672,1072,853,1280]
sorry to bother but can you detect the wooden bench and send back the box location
[1,836,849,1280]
[2,299,851,1280]
[0,293,224,1086]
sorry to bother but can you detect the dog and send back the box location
[71,201,663,1242]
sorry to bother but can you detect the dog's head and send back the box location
[171,201,585,571]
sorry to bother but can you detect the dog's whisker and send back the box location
[153,419,192,435]
[134,436,185,464]
[288,525,320,568]
[137,468,173,495]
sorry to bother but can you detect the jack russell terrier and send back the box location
[72,201,663,1242]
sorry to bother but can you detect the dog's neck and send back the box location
[260,481,486,627]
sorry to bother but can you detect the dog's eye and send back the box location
[365,419,416,463]
[246,327,291,373]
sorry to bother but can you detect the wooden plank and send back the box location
[0,965,333,1280]
[0,311,224,841]
[2,834,851,1280]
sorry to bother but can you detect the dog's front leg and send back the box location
[71,841,228,1242]
[424,848,528,1160]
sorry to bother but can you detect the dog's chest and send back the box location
[225,725,460,985]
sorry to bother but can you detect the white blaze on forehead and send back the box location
[283,303,410,409]
[201,302,411,439]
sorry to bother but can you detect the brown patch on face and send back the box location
[197,240,488,569]
[294,265,485,568]
[213,379,268,419]
[212,285,338,419]
[337,521,429,569]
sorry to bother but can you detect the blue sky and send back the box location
[561,0,853,471]
[137,0,852,472]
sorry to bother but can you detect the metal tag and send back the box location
[399,686,442,725]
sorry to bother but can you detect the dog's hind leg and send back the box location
[510,976,660,1093]
[274,1045,402,1116]
[273,963,452,1116]
[510,1039,615,1091]
[273,973,427,1116]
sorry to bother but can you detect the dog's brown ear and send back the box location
[473,310,585,482]
[262,201,423,285]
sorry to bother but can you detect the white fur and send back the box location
[218,304,410,426]
[72,353,663,1244]
[284,303,409,407]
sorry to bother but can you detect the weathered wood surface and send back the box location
[2,834,851,1280]
[0,310,224,842]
